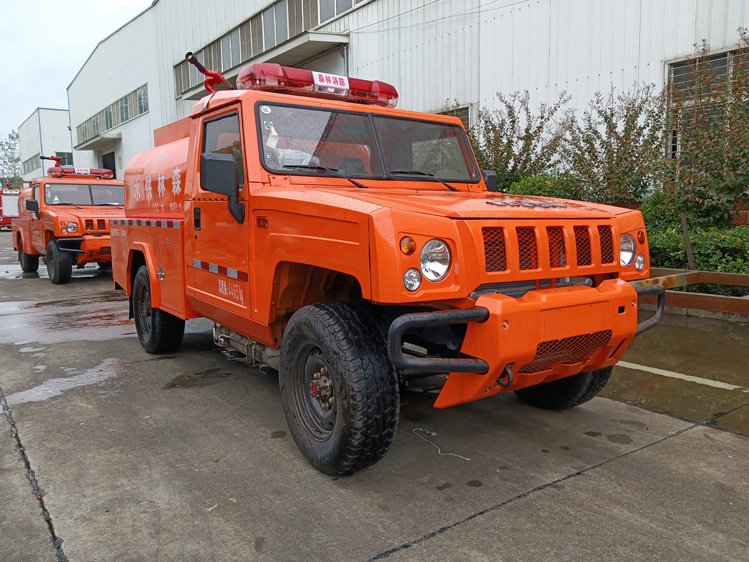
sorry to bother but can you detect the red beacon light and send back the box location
[237,63,399,108]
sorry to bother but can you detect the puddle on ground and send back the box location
[164,368,231,389]
[0,262,109,280]
[0,294,131,345]
[604,368,749,437]
[6,358,125,405]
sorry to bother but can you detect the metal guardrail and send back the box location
[633,268,749,316]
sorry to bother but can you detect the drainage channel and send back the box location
[0,384,67,562]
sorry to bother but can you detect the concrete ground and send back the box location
[0,231,747,562]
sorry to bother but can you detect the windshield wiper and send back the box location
[389,170,458,192]
[283,164,367,189]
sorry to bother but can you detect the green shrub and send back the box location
[641,189,680,231]
[508,174,584,200]
[648,226,749,274]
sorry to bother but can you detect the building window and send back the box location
[174,0,365,97]
[137,85,149,114]
[667,48,747,158]
[55,152,73,166]
[75,84,150,145]
[439,106,471,130]
[263,1,288,51]
[321,0,355,23]
[288,0,318,36]
[119,95,130,123]
[22,154,41,175]
[221,28,241,71]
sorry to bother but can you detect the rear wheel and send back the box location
[19,248,39,273]
[514,367,613,410]
[280,302,399,476]
[46,242,72,284]
[132,265,185,353]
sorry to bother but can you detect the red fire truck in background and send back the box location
[0,181,20,230]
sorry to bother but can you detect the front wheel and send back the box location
[279,303,399,476]
[132,265,185,353]
[19,248,39,273]
[46,242,72,284]
[514,367,613,410]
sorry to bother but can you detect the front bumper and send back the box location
[387,279,665,408]
[55,235,113,264]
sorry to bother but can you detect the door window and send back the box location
[202,112,245,187]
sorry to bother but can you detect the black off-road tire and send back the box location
[279,302,399,476]
[46,241,72,284]
[514,367,613,410]
[132,265,185,354]
[19,248,39,273]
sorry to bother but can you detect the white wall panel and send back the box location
[59,0,749,176]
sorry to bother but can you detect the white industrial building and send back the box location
[18,108,73,183]
[20,0,749,180]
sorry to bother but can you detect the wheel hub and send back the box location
[309,366,335,410]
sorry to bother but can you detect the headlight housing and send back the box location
[403,268,422,291]
[620,233,635,266]
[420,239,451,281]
[66,222,79,233]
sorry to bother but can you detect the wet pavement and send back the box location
[0,231,747,561]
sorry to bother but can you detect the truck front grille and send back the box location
[519,330,612,374]
[84,219,108,233]
[481,224,615,274]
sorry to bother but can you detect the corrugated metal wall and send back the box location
[67,0,749,162]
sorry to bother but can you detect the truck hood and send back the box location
[54,206,125,221]
[315,189,628,220]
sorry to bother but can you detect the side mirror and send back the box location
[200,152,245,224]
[25,199,40,216]
[483,170,499,192]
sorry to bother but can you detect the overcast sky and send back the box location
[0,0,152,143]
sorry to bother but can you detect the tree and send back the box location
[666,30,749,227]
[467,92,571,191]
[563,85,669,207]
[0,130,22,188]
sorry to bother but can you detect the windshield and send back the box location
[44,183,124,206]
[257,103,479,183]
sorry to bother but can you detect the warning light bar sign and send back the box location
[313,72,350,93]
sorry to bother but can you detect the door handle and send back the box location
[194,207,201,231]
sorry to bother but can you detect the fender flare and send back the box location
[127,243,163,310]
[15,230,37,255]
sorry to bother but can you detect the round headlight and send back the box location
[403,268,422,291]
[420,239,451,281]
[635,254,645,271]
[619,233,635,267]
[66,222,79,233]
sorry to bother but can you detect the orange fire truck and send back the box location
[112,58,664,475]
[13,158,124,283]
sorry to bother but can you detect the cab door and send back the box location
[185,107,252,317]
[29,181,44,253]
